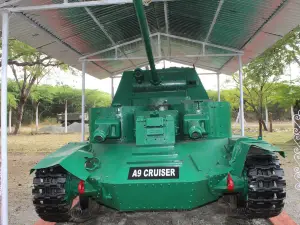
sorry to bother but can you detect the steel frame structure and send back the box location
[0,1,245,224]
[79,32,243,62]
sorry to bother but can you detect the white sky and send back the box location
[5,60,300,95]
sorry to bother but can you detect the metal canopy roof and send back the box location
[1,0,300,79]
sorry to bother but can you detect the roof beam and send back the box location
[0,0,23,8]
[164,1,171,58]
[79,32,242,63]
[81,53,241,62]
[15,12,112,74]
[79,32,242,62]
[84,7,135,66]
[170,58,219,72]
[161,33,243,53]
[204,0,224,43]
[85,7,116,45]
[112,60,159,75]
[3,0,173,12]
[198,73,218,75]
[194,0,224,65]
[79,33,159,60]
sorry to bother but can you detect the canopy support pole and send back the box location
[163,1,170,58]
[65,100,68,133]
[81,61,86,142]
[1,10,9,225]
[111,76,114,99]
[238,55,245,136]
[217,73,220,102]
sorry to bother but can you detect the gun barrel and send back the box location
[133,0,160,85]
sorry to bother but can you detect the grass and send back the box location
[233,122,297,161]
[8,133,84,153]
[8,122,298,160]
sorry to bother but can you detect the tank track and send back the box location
[244,153,286,218]
[32,166,73,222]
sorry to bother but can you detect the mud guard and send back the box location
[229,137,285,176]
[30,142,93,180]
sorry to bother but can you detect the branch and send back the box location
[3,60,63,67]
[244,99,260,117]
[0,55,63,67]
[20,68,28,97]
[9,65,21,91]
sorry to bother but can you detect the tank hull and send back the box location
[77,138,244,211]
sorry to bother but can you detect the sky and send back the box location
[5,60,300,95]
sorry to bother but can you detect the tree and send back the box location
[230,26,300,136]
[30,85,55,132]
[85,89,112,108]
[1,40,67,134]
[233,56,284,136]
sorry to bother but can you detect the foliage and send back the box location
[207,88,248,111]
[7,92,17,109]
[206,90,217,101]
[6,80,112,122]
[269,83,300,109]
[1,39,68,134]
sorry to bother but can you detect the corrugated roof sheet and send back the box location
[1,0,299,79]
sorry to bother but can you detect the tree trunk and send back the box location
[265,105,268,128]
[14,98,26,135]
[262,120,268,131]
[269,112,273,132]
[259,119,263,137]
[258,88,268,133]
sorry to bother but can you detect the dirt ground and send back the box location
[6,122,300,225]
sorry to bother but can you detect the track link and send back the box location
[32,166,73,222]
[245,153,286,218]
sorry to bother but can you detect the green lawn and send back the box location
[245,130,296,161]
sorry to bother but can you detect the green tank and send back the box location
[31,0,286,222]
